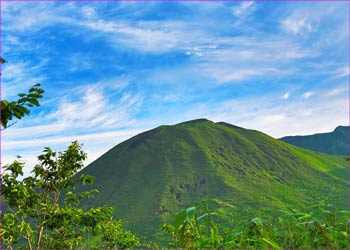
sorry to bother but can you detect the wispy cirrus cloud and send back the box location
[80,19,216,54]
[232,1,255,17]
[302,91,314,99]
[335,66,350,78]
[1,60,47,99]
[2,128,146,176]
[1,83,146,171]
[2,2,75,32]
[45,84,143,131]
[178,88,347,138]
[282,16,313,35]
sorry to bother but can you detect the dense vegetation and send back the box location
[79,119,349,242]
[163,196,350,249]
[280,126,349,156]
[1,143,139,249]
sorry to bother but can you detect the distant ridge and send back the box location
[280,126,349,155]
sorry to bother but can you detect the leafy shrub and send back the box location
[0,142,139,250]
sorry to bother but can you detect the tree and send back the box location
[1,141,139,249]
[0,57,44,129]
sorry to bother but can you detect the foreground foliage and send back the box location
[0,142,139,249]
[163,196,350,249]
[0,57,44,129]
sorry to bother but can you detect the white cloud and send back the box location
[282,17,312,35]
[302,91,314,99]
[2,129,144,152]
[2,123,69,141]
[48,86,106,127]
[325,88,342,97]
[298,109,314,117]
[177,90,347,138]
[2,128,146,176]
[282,92,290,99]
[2,1,321,87]
[2,2,74,32]
[336,66,349,78]
[84,19,120,32]
[202,66,279,83]
[2,84,144,164]
[66,53,93,72]
[159,94,184,103]
[259,114,287,126]
[81,6,96,18]
[232,1,254,17]
[2,83,146,176]
[2,62,27,79]
[322,83,348,99]
[179,37,316,83]
[2,60,46,99]
[52,85,142,130]
[81,20,192,53]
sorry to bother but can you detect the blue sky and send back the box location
[1,1,349,174]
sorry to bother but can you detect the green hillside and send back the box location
[280,126,349,155]
[79,119,349,240]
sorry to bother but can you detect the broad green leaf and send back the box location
[261,237,282,249]
[186,206,196,218]
[174,210,187,229]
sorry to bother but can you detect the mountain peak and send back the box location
[175,119,244,130]
[177,118,212,125]
[334,125,349,132]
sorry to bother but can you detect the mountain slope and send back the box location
[280,126,349,155]
[79,119,349,240]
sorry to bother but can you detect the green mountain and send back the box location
[280,126,349,156]
[79,119,349,240]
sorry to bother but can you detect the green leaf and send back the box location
[186,206,196,219]
[174,209,187,229]
[79,174,95,185]
[197,213,208,221]
[261,237,282,249]
[28,99,40,106]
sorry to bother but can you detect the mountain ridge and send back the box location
[279,125,349,155]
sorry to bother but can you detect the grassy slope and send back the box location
[79,119,349,240]
[280,126,349,155]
